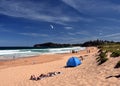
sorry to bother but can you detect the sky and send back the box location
[0,0,120,46]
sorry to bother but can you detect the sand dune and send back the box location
[0,47,120,86]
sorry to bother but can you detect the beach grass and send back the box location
[98,43,120,56]
[114,60,120,68]
[96,51,108,65]
[98,43,120,52]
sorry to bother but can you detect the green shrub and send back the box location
[99,51,107,58]
[114,61,120,68]
[98,57,108,65]
[97,51,108,65]
[110,51,120,57]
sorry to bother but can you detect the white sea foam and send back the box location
[0,50,20,55]
[0,47,85,60]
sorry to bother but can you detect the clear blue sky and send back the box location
[0,0,120,46]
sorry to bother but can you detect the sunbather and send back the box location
[30,75,37,80]
[30,71,62,81]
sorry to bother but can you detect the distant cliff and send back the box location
[33,40,117,48]
[34,42,81,48]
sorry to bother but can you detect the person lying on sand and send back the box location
[30,72,61,81]
[47,72,61,77]
[30,75,37,80]
[37,72,61,80]
[30,74,48,80]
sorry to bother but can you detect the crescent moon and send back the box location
[50,25,54,29]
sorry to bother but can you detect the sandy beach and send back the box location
[0,47,119,86]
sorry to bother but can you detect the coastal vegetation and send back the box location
[82,39,120,54]
[96,51,108,65]
[97,42,120,58]
[114,61,120,68]
[81,39,114,47]
[110,51,120,57]
[82,39,120,65]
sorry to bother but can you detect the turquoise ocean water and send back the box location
[0,47,85,60]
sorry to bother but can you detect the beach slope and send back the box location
[0,47,119,86]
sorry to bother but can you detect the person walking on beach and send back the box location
[79,56,84,60]
[13,56,15,60]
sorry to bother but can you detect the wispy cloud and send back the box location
[19,33,49,37]
[88,32,120,41]
[0,28,13,32]
[64,26,74,30]
[67,32,76,35]
[76,31,90,35]
[54,35,99,43]
[62,0,120,17]
[67,30,90,36]
[0,0,90,25]
[102,33,120,38]
[62,0,120,26]
[96,17,120,24]
[63,32,120,43]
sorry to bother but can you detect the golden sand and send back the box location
[0,47,119,86]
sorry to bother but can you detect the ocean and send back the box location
[0,47,85,60]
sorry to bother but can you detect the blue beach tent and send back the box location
[67,57,82,67]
